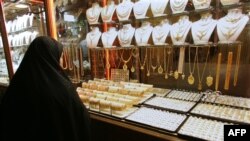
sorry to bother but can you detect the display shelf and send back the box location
[165,90,203,102]
[202,93,250,110]
[126,107,187,133]
[178,116,232,141]
[145,87,171,97]
[8,26,38,35]
[143,97,197,113]
[191,103,250,125]
[221,2,244,10]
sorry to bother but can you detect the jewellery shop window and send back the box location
[55,0,90,83]
[3,1,46,79]
[84,0,250,97]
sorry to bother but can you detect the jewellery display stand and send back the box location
[56,0,250,141]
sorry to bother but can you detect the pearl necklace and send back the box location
[86,4,101,24]
[101,3,116,22]
[170,0,188,13]
[151,0,168,17]
[116,1,133,19]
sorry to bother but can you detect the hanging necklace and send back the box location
[233,43,242,87]
[196,46,210,90]
[146,51,150,77]
[139,47,147,70]
[79,47,84,77]
[188,47,198,85]
[157,48,163,74]
[68,47,74,71]
[150,48,158,73]
[206,46,213,87]
[164,47,171,79]
[106,49,111,69]
[121,48,133,70]
[117,49,125,68]
[131,49,139,72]
[62,48,68,70]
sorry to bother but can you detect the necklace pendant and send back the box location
[188,74,195,85]
[198,83,202,90]
[164,73,168,79]
[123,64,128,70]
[158,66,163,74]
[181,73,185,80]
[131,66,135,72]
[169,70,173,76]
[206,75,213,87]
[174,70,179,79]
[140,66,144,70]
[147,71,150,77]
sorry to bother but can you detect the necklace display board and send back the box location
[170,15,192,45]
[101,0,116,23]
[150,0,169,17]
[152,19,171,45]
[86,27,102,48]
[193,0,211,10]
[86,2,102,25]
[102,27,118,48]
[116,0,134,21]
[217,8,249,43]
[118,24,135,47]
[135,21,153,46]
[191,12,217,45]
[170,0,188,14]
[133,0,150,19]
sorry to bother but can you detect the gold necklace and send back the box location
[233,43,242,87]
[139,48,147,70]
[131,49,139,73]
[188,47,198,85]
[150,48,157,73]
[206,47,213,87]
[215,53,222,91]
[68,46,74,71]
[121,48,133,71]
[117,49,125,68]
[61,48,68,70]
[105,49,111,69]
[196,46,210,90]
[157,48,163,74]
[173,48,179,80]
[79,47,84,77]
[164,47,171,79]
[224,51,233,90]
[146,51,150,77]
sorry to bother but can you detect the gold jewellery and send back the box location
[196,46,210,90]
[121,48,133,71]
[157,48,164,74]
[188,47,198,85]
[215,53,222,91]
[150,48,158,73]
[61,48,68,70]
[233,43,242,87]
[224,51,233,90]
[139,48,148,70]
